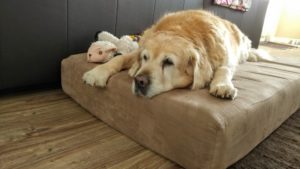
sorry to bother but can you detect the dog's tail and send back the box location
[247,48,273,62]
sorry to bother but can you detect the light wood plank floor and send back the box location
[0,89,181,169]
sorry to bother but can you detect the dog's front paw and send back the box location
[209,83,237,100]
[82,67,110,87]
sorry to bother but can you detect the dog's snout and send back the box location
[134,75,150,96]
[135,75,150,89]
[134,75,151,96]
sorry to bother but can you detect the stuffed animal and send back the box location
[97,31,139,55]
[86,31,139,63]
[129,34,141,42]
[115,35,139,55]
[86,41,117,63]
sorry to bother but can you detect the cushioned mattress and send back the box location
[61,53,300,169]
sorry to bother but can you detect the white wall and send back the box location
[261,0,283,41]
[276,0,300,39]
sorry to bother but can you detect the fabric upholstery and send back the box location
[61,53,300,169]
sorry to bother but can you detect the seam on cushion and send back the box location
[250,78,300,107]
[209,113,227,169]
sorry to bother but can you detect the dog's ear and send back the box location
[188,48,203,90]
[128,50,141,77]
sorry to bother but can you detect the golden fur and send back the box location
[83,10,270,99]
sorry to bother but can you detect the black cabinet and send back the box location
[116,0,156,36]
[154,0,185,22]
[0,0,269,91]
[68,0,117,54]
[184,0,203,9]
[0,0,67,90]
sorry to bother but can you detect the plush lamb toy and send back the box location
[86,31,139,63]
[86,41,117,63]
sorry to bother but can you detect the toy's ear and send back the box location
[128,50,141,77]
[105,47,117,53]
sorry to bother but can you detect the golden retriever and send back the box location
[83,10,270,99]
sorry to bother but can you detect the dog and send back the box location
[83,10,270,100]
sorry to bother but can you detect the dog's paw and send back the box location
[82,67,110,87]
[209,83,237,100]
[128,67,136,77]
[128,62,139,77]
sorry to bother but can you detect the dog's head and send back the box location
[129,32,203,98]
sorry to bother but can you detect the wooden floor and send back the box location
[0,90,181,169]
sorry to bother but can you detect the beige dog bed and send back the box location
[61,53,300,169]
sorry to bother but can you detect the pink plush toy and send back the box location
[87,31,139,63]
[86,41,117,63]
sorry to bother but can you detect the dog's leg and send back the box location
[83,51,138,87]
[209,66,237,99]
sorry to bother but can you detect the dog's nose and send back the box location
[135,75,150,90]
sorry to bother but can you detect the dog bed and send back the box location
[61,53,300,169]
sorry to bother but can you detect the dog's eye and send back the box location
[143,55,148,61]
[162,58,174,67]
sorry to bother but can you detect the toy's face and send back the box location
[87,41,116,63]
[87,48,109,63]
